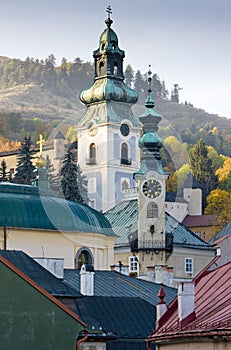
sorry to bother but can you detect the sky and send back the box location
[0,0,230,118]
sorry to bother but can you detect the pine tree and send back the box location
[134,70,145,93]
[13,136,36,185]
[124,64,134,88]
[190,139,218,211]
[0,160,9,182]
[61,146,88,203]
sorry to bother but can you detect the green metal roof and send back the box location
[104,199,214,249]
[0,183,115,236]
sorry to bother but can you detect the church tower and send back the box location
[78,7,141,212]
[134,67,169,277]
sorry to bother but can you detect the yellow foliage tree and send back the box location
[204,189,231,228]
[216,157,231,181]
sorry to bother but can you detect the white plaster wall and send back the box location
[3,228,115,270]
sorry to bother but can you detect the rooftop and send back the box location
[105,199,214,250]
[148,261,231,342]
[0,250,80,297]
[0,183,115,236]
[183,214,218,228]
[64,269,177,306]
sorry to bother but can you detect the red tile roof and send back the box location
[183,214,218,227]
[147,261,231,344]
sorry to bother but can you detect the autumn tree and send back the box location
[190,139,218,211]
[204,189,231,229]
[13,136,36,185]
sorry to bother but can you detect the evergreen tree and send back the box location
[0,160,9,182]
[124,64,134,88]
[45,155,56,186]
[190,139,218,211]
[61,146,88,203]
[13,136,36,185]
[134,70,145,93]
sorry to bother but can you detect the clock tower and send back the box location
[134,67,169,276]
[78,7,141,212]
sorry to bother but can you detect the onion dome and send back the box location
[79,7,138,106]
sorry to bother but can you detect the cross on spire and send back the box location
[37,134,46,157]
[106,5,112,19]
[105,5,113,28]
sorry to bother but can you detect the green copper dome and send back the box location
[79,10,138,107]
[0,183,115,237]
[139,132,163,149]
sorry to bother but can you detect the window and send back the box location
[75,248,93,270]
[99,61,104,75]
[121,143,131,165]
[87,143,96,165]
[121,179,129,191]
[185,258,193,274]
[129,256,138,273]
[113,62,118,76]
[147,202,158,218]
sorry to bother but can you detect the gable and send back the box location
[0,257,85,350]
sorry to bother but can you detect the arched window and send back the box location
[121,179,129,191]
[88,143,96,165]
[113,62,118,76]
[147,202,158,218]
[99,61,104,75]
[75,247,93,270]
[121,143,131,165]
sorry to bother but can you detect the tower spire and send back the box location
[105,5,113,28]
[145,65,155,109]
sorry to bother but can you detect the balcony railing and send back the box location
[130,233,173,252]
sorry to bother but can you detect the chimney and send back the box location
[178,282,195,321]
[156,287,167,327]
[80,264,95,296]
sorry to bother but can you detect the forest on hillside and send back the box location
[0,55,230,155]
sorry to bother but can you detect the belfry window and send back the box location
[121,143,131,165]
[99,61,104,75]
[147,202,158,218]
[87,143,96,165]
[113,62,118,76]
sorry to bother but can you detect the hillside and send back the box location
[134,93,231,132]
[0,82,230,133]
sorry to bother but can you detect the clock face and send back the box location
[88,123,97,136]
[142,179,162,199]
